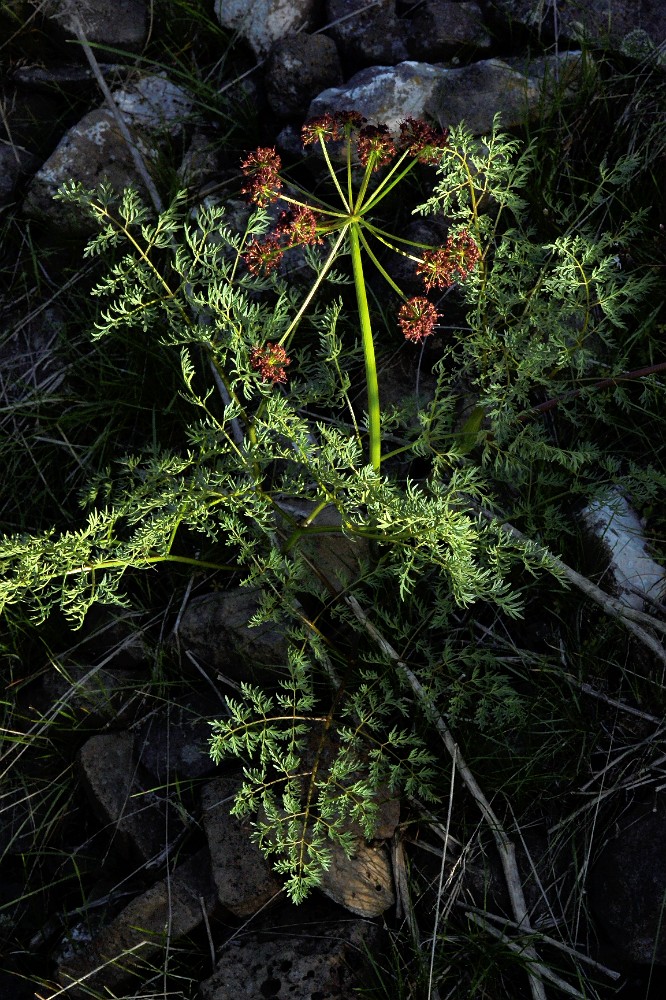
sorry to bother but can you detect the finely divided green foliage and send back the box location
[0,115,661,903]
[416,118,658,489]
[210,646,438,902]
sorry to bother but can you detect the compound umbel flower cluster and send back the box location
[240,112,481,374]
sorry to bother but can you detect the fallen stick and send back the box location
[465,912,587,999]
[345,593,548,1000]
[496,518,666,668]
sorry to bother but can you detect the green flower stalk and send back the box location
[239,112,482,472]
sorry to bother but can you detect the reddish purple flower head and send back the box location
[417,230,481,291]
[301,111,367,146]
[250,343,291,385]
[243,233,285,276]
[399,118,449,163]
[357,123,396,170]
[276,206,322,249]
[398,297,438,343]
[240,147,282,207]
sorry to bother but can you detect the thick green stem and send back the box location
[349,224,381,472]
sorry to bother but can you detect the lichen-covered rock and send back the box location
[308,61,451,137]
[266,32,343,118]
[112,73,193,133]
[23,74,193,234]
[23,109,139,233]
[214,0,317,59]
[307,55,584,139]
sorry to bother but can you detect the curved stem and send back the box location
[349,224,381,471]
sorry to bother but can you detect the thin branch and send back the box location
[496,517,666,664]
[71,15,164,214]
[564,674,666,724]
[519,360,666,420]
[465,912,587,999]
[345,594,547,1000]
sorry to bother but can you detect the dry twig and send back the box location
[345,593,548,1000]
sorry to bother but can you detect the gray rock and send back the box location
[136,699,221,784]
[214,0,317,59]
[589,804,666,965]
[78,732,182,863]
[178,130,229,197]
[57,850,216,999]
[490,0,666,53]
[580,488,666,612]
[23,74,193,234]
[199,918,379,999]
[23,108,140,234]
[177,587,288,681]
[430,54,583,134]
[307,55,584,139]
[325,0,409,67]
[308,61,451,137]
[201,776,282,917]
[43,0,148,50]
[266,33,343,118]
[406,1,492,61]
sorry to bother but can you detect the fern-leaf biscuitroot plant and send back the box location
[0,109,660,903]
